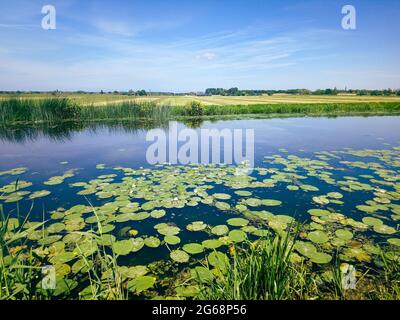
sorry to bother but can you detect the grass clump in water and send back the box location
[0,98,80,124]
[196,232,315,300]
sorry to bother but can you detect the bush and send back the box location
[184,101,204,117]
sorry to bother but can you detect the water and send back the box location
[1,116,400,295]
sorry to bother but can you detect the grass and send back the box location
[196,232,316,300]
[1,97,400,125]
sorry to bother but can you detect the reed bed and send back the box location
[1,98,400,125]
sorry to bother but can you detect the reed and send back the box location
[196,232,316,300]
[1,98,400,124]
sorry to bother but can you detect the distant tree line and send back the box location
[205,87,400,96]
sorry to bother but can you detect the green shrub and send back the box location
[183,101,204,117]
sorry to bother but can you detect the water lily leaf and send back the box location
[362,217,383,227]
[113,240,134,256]
[207,251,229,271]
[245,198,262,207]
[373,224,396,235]
[215,201,231,211]
[387,238,400,247]
[131,238,145,252]
[127,276,156,294]
[157,225,180,236]
[124,265,149,279]
[38,235,62,246]
[144,236,161,248]
[150,209,166,219]
[234,190,252,197]
[186,221,207,232]
[335,229,353,241]
[227,218,249,227]
[47,222,65,234]
[211,225,229,236]
[262,199,282,206]
[183,243,204,255]
[213,193,231,200]
[170,250,190,263]
[191,266,214,283]
[50,251,76,264]
[29,190,51,200]
[164,235,181,245]
[308,230,329,244]
[202,239,223,249]
[228,230,247,243]
[309,252,332,264]
[294,241,317,258]
[308,209,330,216]
[175,285,200,297]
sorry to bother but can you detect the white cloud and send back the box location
[195,52,217,61]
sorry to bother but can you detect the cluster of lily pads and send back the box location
[0,145,399,298]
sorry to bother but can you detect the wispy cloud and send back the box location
[195,52,217,61]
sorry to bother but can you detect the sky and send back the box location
[0,0,399,92]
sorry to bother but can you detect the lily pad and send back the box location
[164,235,181,245]
[127,275,156,293]
[211,225,229,236]
[186,221,207,232]
[144,236,161,248]
[183,243,204,255]
[308,230,329,244]
[170,250,190,263]
[227,218,249,227]
[228,230,247,243]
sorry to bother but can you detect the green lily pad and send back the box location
[308,209,330,216]
[308,230,329,244]
[29,190,51,200]
[373,224,396,235]
[157,225,180,236]
[362,217,383,227]
[234,190,252,197]
[227,218,249,227]
[127,276,156,293]
[228,230,247,243]
[202,239,223,249]
[207,251,229,271]
[387,238,400,247]
[183,243,204,255]
[215,201,231,211]
[150,209,166,219]
[335,229,353,241]
[186,221,207,232]
[262,199,282,206]
[191,266,214,283]
[211,225,229,236]
[164,235,181,245]
[170,250,190,263]
[144,236,161,248]
[113,240,134,256]
[309,252,332,264]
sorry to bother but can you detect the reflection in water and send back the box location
[0,119,206,143]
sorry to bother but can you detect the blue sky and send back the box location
[0,0,399,91]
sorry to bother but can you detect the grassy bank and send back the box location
[1,98,400,124]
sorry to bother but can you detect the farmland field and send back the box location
[2,93,400,106]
